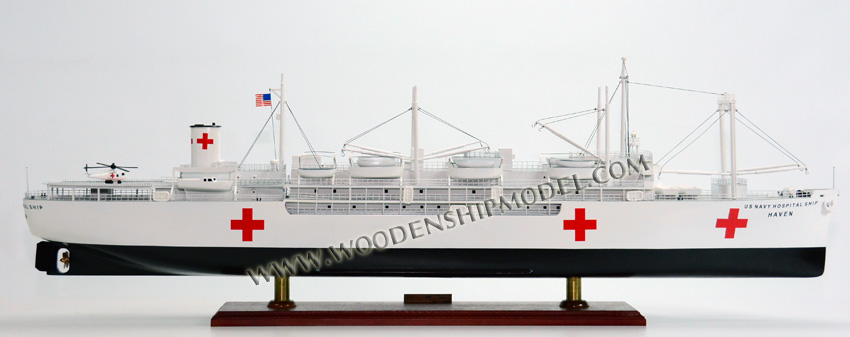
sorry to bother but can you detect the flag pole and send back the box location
[270,74,285,171]
[279,74,285,171]
[270,95,277,161]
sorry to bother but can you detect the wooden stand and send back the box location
[211,277,646,327]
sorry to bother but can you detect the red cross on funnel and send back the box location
[196,133,214,150]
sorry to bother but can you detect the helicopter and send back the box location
[84,162,138,184]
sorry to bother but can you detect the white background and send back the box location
[1,1,849,336]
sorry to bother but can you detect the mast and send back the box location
[729,95,738,198]
[278,74,285,169]
[270,73,285,170]
[718,93,729,174]
[411,86,420,180]
[596,87,603,156]
[604,86,610,182]
[619,57,628,157]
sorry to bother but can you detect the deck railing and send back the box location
[23,187,796,203]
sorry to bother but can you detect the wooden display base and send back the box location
[211,301,646,326]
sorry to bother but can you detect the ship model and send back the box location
[23,59,838,280]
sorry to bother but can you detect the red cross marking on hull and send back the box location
[563,208,597,241]
[716,208,748,239]
[231,208,264,242]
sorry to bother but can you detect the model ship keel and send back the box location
[35,241,825,277]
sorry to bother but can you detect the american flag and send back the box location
[255,93,272,107]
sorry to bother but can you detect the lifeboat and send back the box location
[546,155,599,180]
[549,157,597,168]
[349,156,404,179]
[297,152,337,178]
[448,152,503,179]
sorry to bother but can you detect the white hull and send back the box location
[23,190,836,250]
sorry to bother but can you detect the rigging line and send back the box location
[629,82,722,95]
[657,109,723,164]
[737,111,807,167]
[344,108,411,145]
[582,83,620,149]
[736,118,803,167]
[240,101,280,166]
[418,107,489,147]
[608,82,621,105]
[736,112,807,167]
[535,108,597,123]
[659,113,724,171]
[539,110,598,125]
[581,83,620,148]
[286,102,321,167]
[583,111,606,149]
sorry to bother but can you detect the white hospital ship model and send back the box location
[23,60,838,277]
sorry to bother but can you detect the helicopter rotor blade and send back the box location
[92,162,136,172]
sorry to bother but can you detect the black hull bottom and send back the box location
[35,241,826,277]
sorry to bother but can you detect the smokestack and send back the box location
[189,123,222,166]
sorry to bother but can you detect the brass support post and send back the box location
[268,275,296,309]
[560,276,589,309]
